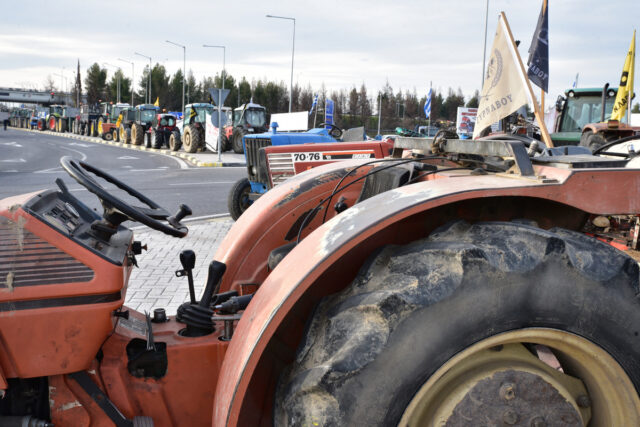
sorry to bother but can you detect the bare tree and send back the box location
[44,75,56,93]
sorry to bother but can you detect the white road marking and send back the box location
[1,158,26,163]
[118,156,139,160]
[34,166,63,174]
[167,181,236,186]
[129,168,173,172]
[69,188,88,192]
[2,170,19,173]
[0,141,22,147]
[68,143,92,147]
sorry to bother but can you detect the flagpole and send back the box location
[540,0,547,115]
[428,81,432,130]
[314,99,318,128]
[500,12,553,147]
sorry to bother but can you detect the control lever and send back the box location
[168,204,192,229]
[214,294,253,314]
[144,312,155,351]
[176,250,197,304]
[200,261,227,308]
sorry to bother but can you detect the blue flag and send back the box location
[325,99,335,128]
[309,94,318,116]
[424,88,432,118]
[527,2,549,93]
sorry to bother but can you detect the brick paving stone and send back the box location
[125,218,233,315]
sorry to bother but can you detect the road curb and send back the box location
[10,127,246,168]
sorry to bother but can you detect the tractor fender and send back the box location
[213,164,640,426]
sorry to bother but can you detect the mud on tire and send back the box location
[183,124,202,153]
[132,123,144,146]
[579,130,607,152]
[169,130,182,151]
[232,128,245,154]
[275,221,640,426]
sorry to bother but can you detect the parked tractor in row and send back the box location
[552,84,639,150]
[222,102,268,154]
[228,123,366,220]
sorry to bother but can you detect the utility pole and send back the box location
[118,58,135,105]
[167,40,186,116]
[266,14,296,113]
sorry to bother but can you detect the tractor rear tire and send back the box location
[232,128,246,154]
[222,134,231,152]
[183,124,202,153]
[275,221,640,426]
[579,130,607,152]
[60,119,67,133]
[131,123,144,146]
[48,116,56,131]
[38,119,45,131]
[97,118,105,137]
[90,121,97,137]
[169,130,181,151]
[120,125,130,144]
[152,130,164,149]
[113,129,119,142]
[227,178,252,221]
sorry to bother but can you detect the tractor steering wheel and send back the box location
[60,156,189,237]
[319,123,343,138]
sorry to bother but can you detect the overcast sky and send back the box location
[1,0,638,110]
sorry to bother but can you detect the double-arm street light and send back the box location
[134,52,152,104]
[166,40,186,116]
[103,62,121,103]
[118,58,134,105]
[203,44,226,162]
[266,14,295,113]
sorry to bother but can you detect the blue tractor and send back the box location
[227,123,365,220]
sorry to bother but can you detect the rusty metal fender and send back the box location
[212,165,640,426]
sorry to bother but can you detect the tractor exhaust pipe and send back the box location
[601,82,610,122]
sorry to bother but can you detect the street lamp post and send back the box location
[266,14,295,113]
[203,44,226,162]
[103,63,121,103]
[118,58,135,105]
[166,40,186,116]
[135,52,152,104]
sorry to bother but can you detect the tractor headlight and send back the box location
[251,166,257,175]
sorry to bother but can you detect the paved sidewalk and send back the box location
[11,127,246,167]
[125,217,234,315]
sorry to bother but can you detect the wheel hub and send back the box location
[400,329,640,426]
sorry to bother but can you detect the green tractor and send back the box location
[130,104,160,146]
[180,103,214,153]
[55,106,79,133]
[95,102,130,138]
[46,105,64,131]
[552,84,638,150]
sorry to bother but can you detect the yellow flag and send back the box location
[610,30,636,122]
[473,13,532,139]
[154,97,160,107]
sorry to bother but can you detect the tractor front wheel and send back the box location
[131,123,144,146]
[103,130,113,141]
[152,130,164,149]
[120,125,131,144]
[227,178,252,221]
[579,130,607,152]
[169,130,181,151]
[232,128,246,154]
[183,124,202,153]
[275,221,640,426]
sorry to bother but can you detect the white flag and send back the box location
[473,13,533,139]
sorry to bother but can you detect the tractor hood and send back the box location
[247,127,337,146]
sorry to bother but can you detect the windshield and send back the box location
[559,96,615,132]
[113,106,125,118]
[160,116,175,126]
[51,106,63,115]
[141,110,155,122]
[194,106,214,123]
[244,109,266,128]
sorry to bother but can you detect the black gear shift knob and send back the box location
[179,249,196,271]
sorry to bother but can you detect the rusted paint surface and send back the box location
[213,166,640,426]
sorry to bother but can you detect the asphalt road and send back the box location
[0,129,245,218]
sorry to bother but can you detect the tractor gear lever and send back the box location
[168,204,192,229]
[199,261,227,308]
[176,250,197,304]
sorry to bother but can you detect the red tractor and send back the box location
[151,113,180,149]
[2,133,640,425]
